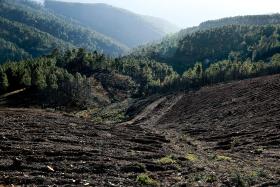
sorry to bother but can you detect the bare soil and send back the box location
[0,74,280,186]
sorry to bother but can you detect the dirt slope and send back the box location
[0,74,280,186]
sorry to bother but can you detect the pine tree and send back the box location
[0,70,9,93]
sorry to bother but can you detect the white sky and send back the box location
[38,0,280,28]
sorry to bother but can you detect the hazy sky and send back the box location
[39,0,280,28]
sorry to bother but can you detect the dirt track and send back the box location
[0,74,280,186]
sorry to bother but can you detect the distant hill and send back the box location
[45,0,179,48]
[133,14,280,73]
[176,14,280,38]
[0,0,128,64]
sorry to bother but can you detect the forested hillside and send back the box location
[45,0,179,48]
[1,48,280,110]
[0,16,74,60]
[0,0,128,64]
[199,14,280,30]
[1,2,280,109]
[0,49,179,109]
[133,14,280,73]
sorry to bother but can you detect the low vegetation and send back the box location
[185,153,198,162]
[215,155,232,161]
[156,155,176,165]
[136,173,159,186]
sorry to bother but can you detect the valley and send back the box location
[0,74,279,186]
[0,0,280,186]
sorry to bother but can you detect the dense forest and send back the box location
[0,0,128,64]
[1,48,280,108]
[0,49,178,108]
[133,14,280,73]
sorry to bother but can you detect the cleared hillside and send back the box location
[0,74,279,186]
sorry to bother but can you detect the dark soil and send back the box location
[0,74,280,186]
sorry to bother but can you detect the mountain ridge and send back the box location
[45,0,180,48]
[0,0,129,63]
[132,14,280,73]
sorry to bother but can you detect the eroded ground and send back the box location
[0,74,280,186]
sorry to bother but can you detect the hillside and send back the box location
[133,14,280,73]
[0,2,280,185]
[1,47,280,113]
[0,49,180,113]
[0,16,74,60]
[198,14,280,30]
[0,74,279,186]
[0,0,128,64]
[177,14,280,38]
[45,0,179,48]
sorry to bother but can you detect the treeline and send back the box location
[199,14,280,30]
[54,49,179,95]
[1,49,280,108]
[0,49,178,107]
[180,53,280,89]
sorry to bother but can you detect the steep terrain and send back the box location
[0,74,279,186]
[45,0,179,48]
[133,14,280,73]
[0,0,128,64]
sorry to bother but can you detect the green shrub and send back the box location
[215,155,232,161]
[254,148,264,154]
[136,173,159,186]
[231,173,247,187]
[156,155,176,165]
[186,153,198,162]
[205,173,217,183]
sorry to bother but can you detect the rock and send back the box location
[47,165,55,172]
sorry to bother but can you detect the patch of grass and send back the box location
[189,172,217,183]
[230,138,240,151]
[215,155,232,161]
[230,169,269,187]
[205,173,217,183]
[93,116,103,124]
[231,172,247,187]
[191,173,204,182]
[156,155,176,165]
[179,134,188,142]
[136,173,159,186]
[186,153,198,162]
[90,99,131,124]
[254,147,264,154]
[247,169,269,185]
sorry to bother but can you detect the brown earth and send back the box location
[0,74,280,186]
